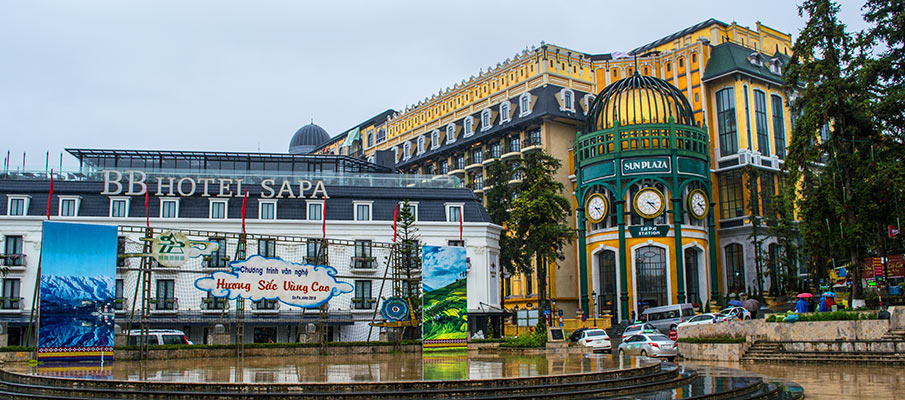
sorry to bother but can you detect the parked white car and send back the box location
[719,307,752,321]
[621,323,658,340]
[576,328,611,353]
[676,313,724,329]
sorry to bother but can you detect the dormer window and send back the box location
[500,101,511,123]
[431,130,441,149]
[446,124,457,144]
[481,109,492,131]
[560,89,575,112]
[393,146,400,163]
[519,92,532,117]
[417,135,426,155]
[463,116,474,137]
[583,94,595,114]
[748,53,764,66]
[403,141,412,160]
[769,59,782,74]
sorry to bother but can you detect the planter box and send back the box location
[678,319,890,342]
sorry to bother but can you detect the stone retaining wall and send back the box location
[677,342,750,361]
[782,341,905,353]
[677,318,889,341]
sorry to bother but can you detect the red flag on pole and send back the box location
[321,201,326,239]
[459,206,463,241]
[45,169,53,219]
[241,189,248,234]
[144,191,150,228]
[393,203,398,242]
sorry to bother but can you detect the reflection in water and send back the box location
[686,361,902,400]
[7,352,654,383]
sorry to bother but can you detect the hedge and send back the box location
[676,336,745,344]
[765,311,878,323]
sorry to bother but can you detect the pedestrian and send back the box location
[818,296,829,312]
[795,297,808,313]
[631,310,636,323]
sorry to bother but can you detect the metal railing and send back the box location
[351,256,377,269]
[201,297,228,311]
[1,254,25,267]
[575,121,709,167]
[152,297,178,311]
[0,297,23,310]
[352,298,377,310]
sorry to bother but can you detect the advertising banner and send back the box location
[194,255,353,308]
[422,245,467,349]
[38,222,117,362]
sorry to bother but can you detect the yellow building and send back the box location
[314,19,797,323]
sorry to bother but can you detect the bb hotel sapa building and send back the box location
[315,19,800,322]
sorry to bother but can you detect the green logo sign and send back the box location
[151,231,219,267]
[622,158,670,175]
[629,225,670,238]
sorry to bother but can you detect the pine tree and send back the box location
[508,150,575,318]
[395,200,421,339]
[784,0,878,301]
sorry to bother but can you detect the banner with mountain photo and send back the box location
[422,245,467,349]
[38,221,117,362]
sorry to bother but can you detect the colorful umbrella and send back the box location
[797,293,813,298]
[822,292,837,297]
[728,300,743,306]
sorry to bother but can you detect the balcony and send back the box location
[114,297,126,312]
[1,254,26,269]
[151,297,178,313]
[201,297,228,313]
[202,256,230,269]
[0,297,23,313]
[252,299,279,313]
[352,297,377,310]
[575,121,709,169]
[351,256,377,271]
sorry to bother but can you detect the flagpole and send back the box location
[27,170,53,360]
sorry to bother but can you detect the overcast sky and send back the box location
[1,0,870,170]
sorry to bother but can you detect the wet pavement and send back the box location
[684,361,903,400]
[5,352,655,383]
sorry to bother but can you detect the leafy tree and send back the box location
[784,0,878,301]
[508,150,575,318]
[861,0,905,142]
[743,166,767,301]
[765,184,801,296]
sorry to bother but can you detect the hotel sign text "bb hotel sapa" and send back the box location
[100,170,330,199]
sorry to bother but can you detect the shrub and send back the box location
[765,310,877,323]
[0,346,33,352]
[499,322,548,348]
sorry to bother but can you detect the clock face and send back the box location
[688,190,708,219]
[586,194,608,223]
[634,188,665,219]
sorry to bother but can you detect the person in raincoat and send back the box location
[795,297,808,313]
[818,296,829,312]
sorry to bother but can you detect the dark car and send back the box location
[569,327,589,343]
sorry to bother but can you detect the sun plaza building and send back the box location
[0,129,503,345]
[315,19,802,322]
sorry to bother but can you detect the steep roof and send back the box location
[629,18,729,55]
[702,42,790,84]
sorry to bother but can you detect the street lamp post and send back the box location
[591,290,597,328]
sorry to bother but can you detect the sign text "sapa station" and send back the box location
[100,170,330,199]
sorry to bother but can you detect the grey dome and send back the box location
[289,123,330,154]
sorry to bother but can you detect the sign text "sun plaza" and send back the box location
[100,170,329,199]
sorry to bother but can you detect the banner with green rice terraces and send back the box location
[422,245,467,349]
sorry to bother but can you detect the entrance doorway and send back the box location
[596,250,617,316]
[684,247,701,305]
[635,246,667,308]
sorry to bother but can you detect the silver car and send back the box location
[617,333,678,361]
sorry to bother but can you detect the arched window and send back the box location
[597,250,617,315]
[519,93,532,116]
[725,243,745,294]
[367,132,373,148]
[636,246,667,307]
[684,247,701,304]
[446,124,456,144]
[463,116,474,137]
